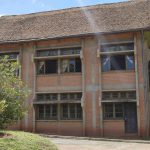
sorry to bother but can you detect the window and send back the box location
[60,48,80,55]
[37,49,58,57]
[102,56,110,72]
[0,52,19,60]
[102,91,136,101]
[60,93,82,101]
[102,54,135,71]
[103,103,123,119]
[61,58,81,73]
[37,93,58,101]
[37,60,58,74]
[37,104,57,120]
[101,43,134,52]
[126,55,135,70]
[35,93,82,120]
[61,104,82,120]
[36,48,80,57]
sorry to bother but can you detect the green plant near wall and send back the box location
[0,56,30,129]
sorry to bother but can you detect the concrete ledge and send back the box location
[40,134,150,144]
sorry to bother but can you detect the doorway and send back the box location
[124,102,137,133]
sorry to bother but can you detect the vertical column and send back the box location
[134,32,146,137]
[81,38,86,136]
[32,44,36,132]
[97,40,104,136]
[134,33,141,137]
[83,37,99,136]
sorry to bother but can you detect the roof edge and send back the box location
[0,27,149,44]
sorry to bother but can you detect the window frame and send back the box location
[101,54,135,72]
[103,103,124,120]
[61,103,82,120]
[37,104,58,120]
[102,91,136,101]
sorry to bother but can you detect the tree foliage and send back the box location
[0,57,30,129]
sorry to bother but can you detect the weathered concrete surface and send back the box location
[50,138,150,150]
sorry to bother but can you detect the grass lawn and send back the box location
[0,131,58,150]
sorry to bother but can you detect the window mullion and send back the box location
[50,105,52,119]
[75,104,77,119]
[68,104,70,119]
[113,103,116,119]
[44,105,46,120]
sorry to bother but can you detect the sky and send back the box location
[0,0,127,16]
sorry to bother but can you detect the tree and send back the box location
[0,57,30,129]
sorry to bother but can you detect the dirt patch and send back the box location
[0,133,12,138]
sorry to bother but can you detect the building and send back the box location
[1,0,150,138]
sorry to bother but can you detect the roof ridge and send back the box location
[0,0,140,18]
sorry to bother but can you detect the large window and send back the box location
[35,93,82,120]
[103,103,124,119]
[61,104,82,120]
[37,104,57,120]
[36,47,81,75]
[37,58,81,75]
[102,54,135,71]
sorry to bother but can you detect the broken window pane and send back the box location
[126,55,135,70]
[61,58,81,73]
[102,56,110,72]
[61,59,69,73]
[37,61,45,74]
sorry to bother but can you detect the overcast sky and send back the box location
[0,0,127,16]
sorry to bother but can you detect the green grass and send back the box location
[0,131,58,150]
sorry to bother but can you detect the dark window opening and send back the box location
[102,54,134,71]
[37,60,57,74]
[45,60,57,74]
[111,55,126,70]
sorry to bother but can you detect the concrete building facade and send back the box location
[1,0,150,138]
